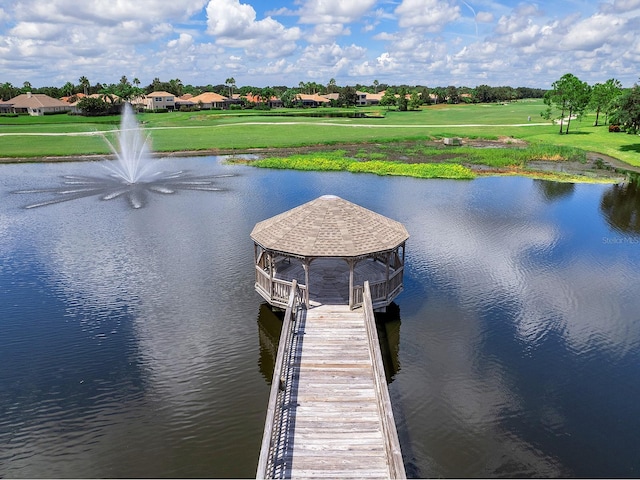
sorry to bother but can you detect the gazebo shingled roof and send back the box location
[250,195,409,258]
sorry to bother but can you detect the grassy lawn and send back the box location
[1,100,638,168]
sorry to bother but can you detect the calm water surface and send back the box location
[1,157,639,478]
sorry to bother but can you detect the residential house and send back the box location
[321,93,340,104]
[144,91,176,110]
[356,91,383,106]
[243,93,283,108]
[295,93,330,107]
[63,93,122,113]
[7,92,72,116]
[189,91,229,109]
[175,94,196,110]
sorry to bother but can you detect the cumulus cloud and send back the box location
[306,23,351,44]
[297,0,377,24]
[562,13,627,50]
[602,0,640,13]
[1,0,640,90]
[206,0,300,55]
[14,0,206,24]
[395,0,461,31]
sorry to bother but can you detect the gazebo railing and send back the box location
[351,267,404,309]
[255,265,307,308]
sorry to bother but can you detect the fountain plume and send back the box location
[102,103,155,183]
[13,103,234,209]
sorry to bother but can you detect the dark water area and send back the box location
[1,157,639,478]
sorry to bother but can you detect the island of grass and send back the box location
[226,138,630,183]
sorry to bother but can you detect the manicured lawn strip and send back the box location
[146,123,443,152]
[0,134,113,157]
[1,100,638,168]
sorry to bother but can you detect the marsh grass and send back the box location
[348,143,587,167]
[235,152,476,179]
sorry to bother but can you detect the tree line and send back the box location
[1,75,544,104]
[2,74,638,134]
[542,73,640,134]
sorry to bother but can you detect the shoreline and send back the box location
[1,140,636,182]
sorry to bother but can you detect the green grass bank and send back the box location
[1,100,638,178]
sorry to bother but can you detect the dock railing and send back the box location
[352,267,404,310]
[256,280,304,479]
[363,281,407,479]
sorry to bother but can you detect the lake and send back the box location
[1,156,639,478]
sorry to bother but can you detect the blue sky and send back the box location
[0,0,639,90]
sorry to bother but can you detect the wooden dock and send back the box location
[257,282,405,479]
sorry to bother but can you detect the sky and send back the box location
[0,0,639,90]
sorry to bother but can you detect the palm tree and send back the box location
[169,78,183,97]
[225,77,236,97]
[62,81,75,97]
[78,76,90,95]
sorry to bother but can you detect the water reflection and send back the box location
[600,180,640,234]
[533,179,575,202]
[256,303,283,385]
[3,164,640,478]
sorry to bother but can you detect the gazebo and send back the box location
[250,195,409,310]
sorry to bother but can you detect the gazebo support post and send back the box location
[385,252,391,302]
[303,259,311,307]
[348,258,355,309]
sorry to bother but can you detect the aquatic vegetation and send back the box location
[246,153,476,180]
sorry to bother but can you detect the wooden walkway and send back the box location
[257,283,405,479]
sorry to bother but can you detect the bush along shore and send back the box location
[226,139,630,183]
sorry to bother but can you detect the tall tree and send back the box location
[373,79,379,93]
[542,73,591,134]
[431,87,445,104]
[338,86,358,107]
[380,89,396,110]
[327,78,337,94]
[225,77,236,97]
[408,91,422,110]
[280,89,299,108]
[589,78,622,126]
[258,86,276,109]
[168,78,184,96]
[1,82,19,100]
[78,76,90,95]
[610,81,640,134]
[62,81,75,97]
[396,88,409,111]
[445,85,460,104]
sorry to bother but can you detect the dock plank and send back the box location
[259,301,405,479]
[279,305,394,478]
